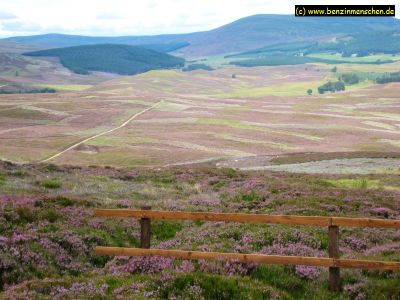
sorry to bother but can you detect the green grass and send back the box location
[0,173,6,186]
[325,178,381,189]
[217,81,324,97]
[199,118,321,141]
[308,53,399,64]
[32,84,92,91]
[41,178,62,189]
[152,220,183,241]
[87,136,156,147]
[160,273,275,300]
[380,139,400,148]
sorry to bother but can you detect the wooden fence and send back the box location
[94,207,400,292]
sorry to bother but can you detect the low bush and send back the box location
[42,179,62,189]
[318,81,345,94]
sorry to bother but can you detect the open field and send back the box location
[0,64,399,171]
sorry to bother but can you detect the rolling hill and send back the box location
[24,44,185,75]
[4,15,400,56]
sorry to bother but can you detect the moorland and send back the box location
[0,14,399,299]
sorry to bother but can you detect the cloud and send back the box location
[96,12,122,20]
[0,0,398,38]
[0,11,16,20]
[1,20,42,32]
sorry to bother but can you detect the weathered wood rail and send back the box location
[94,207,400,292]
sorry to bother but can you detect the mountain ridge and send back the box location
[4,14,400,56]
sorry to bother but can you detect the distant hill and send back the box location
[4,33,192,51]
[24,44,185,75]
[226,30,400,67]
[4,15,400,56]
[229,31,400,58]
[0,40,42,54]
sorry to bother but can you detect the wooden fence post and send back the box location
[140,206,151,249]
[328,225,340,292]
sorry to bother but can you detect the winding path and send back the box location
[39,101,161,163]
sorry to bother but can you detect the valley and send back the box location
[0,12,399,300]
[1,63,400,172]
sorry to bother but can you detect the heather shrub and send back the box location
[343,281,367,300]
[8,170,26,177]
[15,207,37,223]
[46,164,60,172]
[39,208,63,223]
[221,168,239,178]
[159,273,272,300]
[209,179,226,190]
[51,196,75,207]
[1,163,400,298]
[233,190,264,203]
[50,281,108,299]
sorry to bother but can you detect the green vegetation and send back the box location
[41,178,62,189]
[325,178,381,190]
[182,64,214,72]
[227,29,400,67]
[229,53,396,67]
[0,86,56,94]
[340,73,359,85]
[318,81,345,94]
[32,83,92,91]
[229,55,316,67]
[152,221,183,241]
[307,89,312,95]
[160,273,273,299]
[218,81,324,97]
[25,44,185,75]
[307,53,398,64]
[229,31,400,61]
[140,42,189,53]
[326,31,400,56]
[376,71,400,84]
[0,173,6,186]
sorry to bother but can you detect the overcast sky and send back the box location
[0,0,398,37]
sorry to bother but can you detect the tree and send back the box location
[15,70,19,77]
[334,81,345,91]
[331,66,337,73]
[342,73,359,85]
[307,89,312,95]
[318,81,345,94]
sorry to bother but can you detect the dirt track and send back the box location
[39,101,161,163]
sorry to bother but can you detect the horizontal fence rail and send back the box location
[94,207,400,292]
[95,247,400,271]
[94,209,400,229]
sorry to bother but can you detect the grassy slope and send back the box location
[0,161,399,299]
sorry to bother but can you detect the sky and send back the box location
[0,0,398,37]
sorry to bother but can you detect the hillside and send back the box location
[229,31,400,58]
[1,162,400,299]
[4,15,400,56]
[24,44,185,75]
